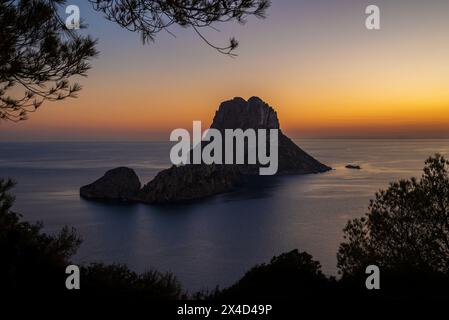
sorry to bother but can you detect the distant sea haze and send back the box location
[0,139,448,291]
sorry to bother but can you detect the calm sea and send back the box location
[0,139,448,292]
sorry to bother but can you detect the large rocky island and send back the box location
[80,97,331,204]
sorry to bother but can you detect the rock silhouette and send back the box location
[80,97,331,204]
[80,167,141,201]
[201,96,331,175]
[138,164,242,204]
[211,96,280,131]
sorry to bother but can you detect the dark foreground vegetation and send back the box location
[1,155,449,305]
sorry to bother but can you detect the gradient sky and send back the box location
[2,0,449,140]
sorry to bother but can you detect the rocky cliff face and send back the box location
[211,96,280,130]
[138,165,242,204]
[80,167,141,201]
[80,97,331,204]
[209,96,331,175]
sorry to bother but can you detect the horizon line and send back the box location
[2,137,449,143]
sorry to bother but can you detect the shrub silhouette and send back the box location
[80,263,185,300]
[337,154,449,298]
[0,179,184,301]
[0,179,81,292]
[213,250,336,300]
[338,154,449,275]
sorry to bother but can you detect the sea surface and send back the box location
[0,139,448,292]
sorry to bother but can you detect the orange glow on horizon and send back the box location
[2,0,449,140]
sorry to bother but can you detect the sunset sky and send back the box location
[2,0,449,140]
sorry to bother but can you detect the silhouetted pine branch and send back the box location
[89,0,270,56]
[0,0,98,121]
[1,0,270,122]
